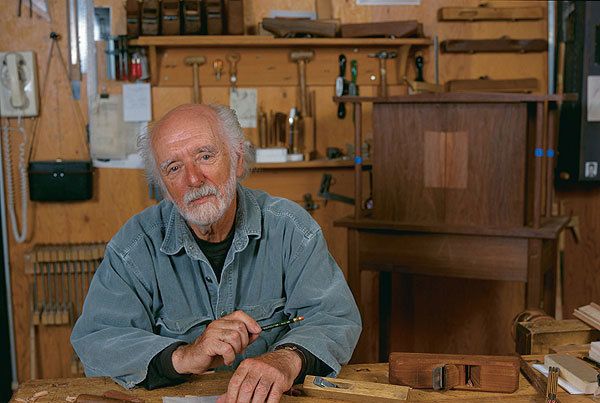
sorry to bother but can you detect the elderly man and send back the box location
[71,104,361,402]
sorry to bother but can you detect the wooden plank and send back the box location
[544,354,599,394]
[357,232,529,282]
[336,93,572,103]
[441,38,548,54]
[130,35,433,47]
[438,7,544,22]
[445,78,538,93]
[515,319,599,355]
[334,216,570,239]
[303,375,409,402]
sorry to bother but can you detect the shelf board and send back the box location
[252,159,370,170]
[129,35,432,48]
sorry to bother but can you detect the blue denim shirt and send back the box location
[70,185,362,388]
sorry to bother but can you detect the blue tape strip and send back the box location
[546,149,555,158]
[535,148,544,158]
[354,156,363,164]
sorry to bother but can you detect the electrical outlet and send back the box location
[0,51,39,117]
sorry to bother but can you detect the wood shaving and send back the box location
[65,396,77,402]
[33,391,49,398]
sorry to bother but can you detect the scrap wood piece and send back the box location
[438,6,544,21]
[445,77,538,93]
[303,375,409,402]
[261,18,337,38]
[340,20,422,38]
[544,354,598,394]
[518,357,547,397]
[574,303,600,330]
[441,37,548,53]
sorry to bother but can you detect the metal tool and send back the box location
[290,50,314,116]
[335,54,347,119]
[319,174,355,205]
[313,376,339,388]
[349,60,359,96]
[227,52,240,92]
[368,50,397,97]
[184,56,206,103]
[415,55,424,82]
[213,58,223,81]
[288,107,301,154]
[18,0,33,17]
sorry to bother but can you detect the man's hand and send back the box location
[171,311,261,375]
[218,348,303,403]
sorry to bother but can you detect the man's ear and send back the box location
[235,146,244,177]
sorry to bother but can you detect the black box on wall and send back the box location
[556,1,600,186]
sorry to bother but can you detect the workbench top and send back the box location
[10,363,596,402]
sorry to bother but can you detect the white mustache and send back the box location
[183,185,219,204]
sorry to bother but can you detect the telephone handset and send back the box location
[0,51,38,117]
[4,53,27,109]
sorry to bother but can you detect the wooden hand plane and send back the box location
[389,352,520,393]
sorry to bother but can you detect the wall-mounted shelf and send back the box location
[252,159,371,170]
[129,36,432,48]
[128,35,431,86]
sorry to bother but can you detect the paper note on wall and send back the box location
[123,83,152,122]
[588,76,600,122]
[230,88,257,128]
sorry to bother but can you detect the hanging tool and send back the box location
[184,56,206,103]
[213,59,223,81]
[67,0,82,99]
[349,60,359,96]
[290,50,314,117]
[227,53,240,92]
[335,54,347,119]
[368,50,397,97]
[18,0,33,17]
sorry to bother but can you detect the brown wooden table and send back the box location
[10,362,596,402]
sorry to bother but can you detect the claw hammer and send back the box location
[184,56,206,103]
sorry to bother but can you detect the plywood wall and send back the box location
[2,0,597,384]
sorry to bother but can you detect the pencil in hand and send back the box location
[261,316,304,331]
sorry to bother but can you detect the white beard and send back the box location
[174,168,237,227]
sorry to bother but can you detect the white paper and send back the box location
[91,95,127,159]
[93,152,145,169]
[588,76,600,122]
[229,88,257,128]
[532,363,585,394]
[123,83,152,122]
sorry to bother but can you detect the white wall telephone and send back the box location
[0,51,38,243]
[0,51,39,117]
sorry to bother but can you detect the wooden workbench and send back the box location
[10,363,597,402]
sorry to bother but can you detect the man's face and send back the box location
[152,110,243,227]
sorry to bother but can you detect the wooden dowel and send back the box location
[546,105,557,218]
[533,102,544,228]
[354,102,362,219]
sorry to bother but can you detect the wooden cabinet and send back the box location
[336,93,569,362]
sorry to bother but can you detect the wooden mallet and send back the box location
[184,56,206,103]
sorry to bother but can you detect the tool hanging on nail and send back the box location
[18,0,33,17]
[368,50,397,97]
[335,54,347,119]
[227,53,240,93]
[184,56,206,103]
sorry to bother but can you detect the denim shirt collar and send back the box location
[160,184,262,256]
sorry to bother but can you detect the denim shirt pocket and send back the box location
[237,297,287,358]
[155,315,213,343]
